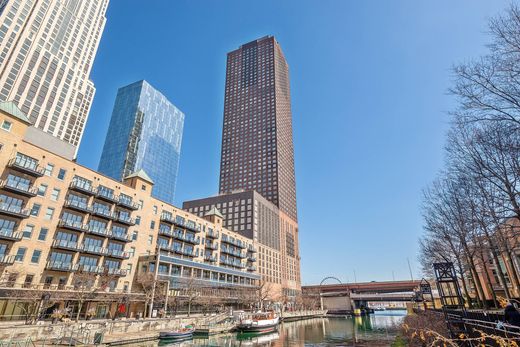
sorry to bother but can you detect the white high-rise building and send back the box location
[0,0,109,152]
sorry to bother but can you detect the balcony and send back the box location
[86,224,110,237]
[81,244,108,256]
[8,157,44,177]
[91,207,116,220]
[248,255,257,262]
[0,255,15,265]
[160,213,175,224]
[106,249,129,259]
[175,248,197,257]
[114,214,135,226]
[184,221,201,233]
[173,231,199,245]
[46,261,74,272]
[0,180,38,197]
[206,230,219,239]
[95,189,118,203]
[117,197,139,210]
[159,228,174,237]
[205,241,218,250]
[220,258,245,269]
[247,265,257,272]
[0,228,22,241]
[59,219,88,232]
[106,268,128,277]
[73,264,105,274]
[221,246,245,258]
[52,239,82,252]
[248,245,257,253]
[0,203,29,219]
[221,236,245,249]
[69,181,96,195]
[109,231,131,242]
[64,199,92,213]
[204,254,217,262]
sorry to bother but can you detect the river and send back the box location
[128,310,406,347]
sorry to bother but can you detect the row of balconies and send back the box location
[220,257,246,269]
[45,261,127,276]
[158,228,200,245]
[69,181,139,210]
[159,213,201,233]
[204,254,217,262]
[58,219,131,242]
[221,235,246,249]
[160,244,198,257]
[64,199,135,225]
[51,239,130,259]
[221,245,246,258]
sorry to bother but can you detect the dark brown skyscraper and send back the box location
[219,36,297,221]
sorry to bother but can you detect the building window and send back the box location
[153,206,157,215]
[132,231,138,241]
[44,163,54,176]
[141,185,146,191]
[15,247,26,262]
[22,225,34,239]
[37,184,47,196]
[1,120,12,132]
[148,236,153,245]
[50,188,60,201]
[38,228,48,241]
[24,275,34,288]
[135,216,141,225]
[127,263,132,273]
[57,168,66,180]
[30,203,41,216]
[31,250,41,264]
[129,247,135,257]
[150,221,155,229]
[44,208,54,220]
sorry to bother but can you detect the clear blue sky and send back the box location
[77,0,509,285]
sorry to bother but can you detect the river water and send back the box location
[133,311,406,347]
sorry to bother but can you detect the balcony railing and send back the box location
[91,207,116,220]
[52,239,82,252]
[46,261,74,272]
[184,222,201,233]
[73,264,105,274]
[81,244,108,256]
[59,219,88,232]
[160,213,175,224]
[204,254,217,262]
[248,255,257,262]
[159,228,174,237]
[109,231,131,242]
[220,258,245,268]
[64,199,92,213]
[86,224,110,237]
[106,249,129,259]
[0,203,29,219]
[173,231,199,245]
[175,248,197,257]
[0,228,22,241]
[0,180,38,197]
[206,230,219,239]
[0,255,15,265]
[205,241,218,250]
[69,181,96,195]
[117,197,139,210]
[95,188,118,203]
[248,245,257,253]
[247,265,257,272]
[221,236,245,248]
[221,246,245,258]
[8,157,44,177]
[107,268,127,276]
[114,214,135,226]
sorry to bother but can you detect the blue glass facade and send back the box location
[98,80,184,204]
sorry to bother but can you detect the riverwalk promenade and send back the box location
[0,310,327,345]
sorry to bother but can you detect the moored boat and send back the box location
[159,325,195,340]
[236,311,280,334]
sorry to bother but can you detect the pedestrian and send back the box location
[504,302,520,326]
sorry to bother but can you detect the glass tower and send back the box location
[98,80,185,204]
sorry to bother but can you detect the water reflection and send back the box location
[132,311,405,347]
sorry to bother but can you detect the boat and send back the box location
[159,325,195,341]
[236,311,280,334]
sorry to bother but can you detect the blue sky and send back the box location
[77,0,509,285]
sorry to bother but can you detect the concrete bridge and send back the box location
[302,280,421,313]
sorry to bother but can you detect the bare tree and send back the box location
[181,276,201,317]
[71,271,98,322]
